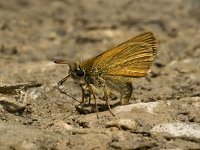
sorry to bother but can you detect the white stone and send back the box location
[113,102,159,114]
[150,122,200,139]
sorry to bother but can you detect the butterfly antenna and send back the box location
[54,59,70,65]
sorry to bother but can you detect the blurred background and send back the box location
[0,0,200,83]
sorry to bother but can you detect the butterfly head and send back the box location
[69,62,85,80]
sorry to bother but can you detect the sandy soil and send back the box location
[0,0,200,149]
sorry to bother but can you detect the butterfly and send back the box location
[54,31,157,118]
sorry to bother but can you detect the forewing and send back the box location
[92,44,130,68]
[92,32,157,78]
[93,31,157,69]
[118,31,157,57]
[104,43,155,77]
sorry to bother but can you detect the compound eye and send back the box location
[76,69,85,77]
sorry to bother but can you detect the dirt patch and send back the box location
[0,0,200,149]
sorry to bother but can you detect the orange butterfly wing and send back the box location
[92,31,157,78]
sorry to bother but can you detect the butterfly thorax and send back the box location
[69,61,105,87]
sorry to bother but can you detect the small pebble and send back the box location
[106,119,138,131]
[53,120,73,130]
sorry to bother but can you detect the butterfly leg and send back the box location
[79,84,92,105]
[120,82,133,105]
[102,84,115,116]
[98,77,115,116]
[88,90,92,105]
[88,84,99,118]
[79,84,85,104]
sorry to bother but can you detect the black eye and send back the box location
[76,69,85,77]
